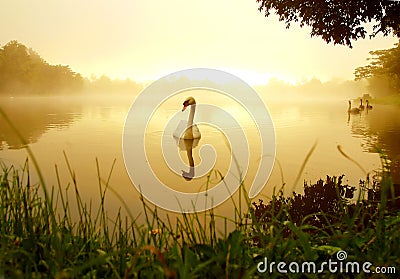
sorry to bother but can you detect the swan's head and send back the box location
[182,97,196,112]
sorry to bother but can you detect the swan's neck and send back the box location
[187,104,196,127]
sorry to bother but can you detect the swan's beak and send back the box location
[182,101,189,111]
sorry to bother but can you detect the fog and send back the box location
[254,78,367,102]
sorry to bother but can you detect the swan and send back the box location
[366,100,373,110]
[359,99,365,110]
[348,100,360,114]
[173,97,201,139]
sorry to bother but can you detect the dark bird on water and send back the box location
[348,100,360,114]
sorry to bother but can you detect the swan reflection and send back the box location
[174,138,200,181]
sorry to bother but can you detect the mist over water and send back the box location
[0,93,399,220]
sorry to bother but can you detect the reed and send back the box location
[0,153,398,278]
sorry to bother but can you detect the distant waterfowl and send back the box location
[366,100,373,110]
[173,97,201,139]
[348,100,360,114]
[359,99,365,110]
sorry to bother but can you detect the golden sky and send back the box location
[0,0,398,85]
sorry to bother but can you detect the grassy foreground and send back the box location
[0,158,399,278]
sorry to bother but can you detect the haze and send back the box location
[0,0,398,85]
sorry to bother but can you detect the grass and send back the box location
[0,154,399,278]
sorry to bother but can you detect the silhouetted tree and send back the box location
[354,43,400,95]
[256,0,400,47]
[0,40,143,96]
[0,40,83,95]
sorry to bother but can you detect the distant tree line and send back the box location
[0,41,142,96]
[84,75,142,95]
[355,43,400,97]
[0,40,84,95]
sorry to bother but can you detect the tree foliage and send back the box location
[0,40,84,95]
[256,0,400,47]
[354,43,400,95]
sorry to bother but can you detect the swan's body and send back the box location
[173,97,201,139]
[359,99,365,110]
[173,121,201,139]
[366,100,373,110]
[348,100,360,114]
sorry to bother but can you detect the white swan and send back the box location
[348,100,360,114]
[173,97,201,139]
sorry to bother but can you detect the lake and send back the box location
[0,93,399,223]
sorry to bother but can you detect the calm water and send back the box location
[0,94,399,220]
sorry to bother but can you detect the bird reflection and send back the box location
[174,137,200,181]
[182,139,195,180]
[347,110,363,124]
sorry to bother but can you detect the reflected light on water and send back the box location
[0,95,398,221]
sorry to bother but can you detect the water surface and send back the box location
[0,94,399,220]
